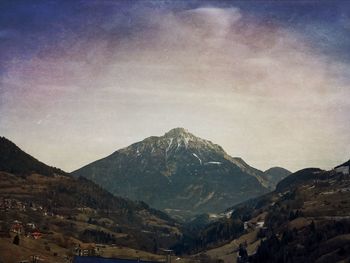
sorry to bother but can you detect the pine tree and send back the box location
[13,234,19,245]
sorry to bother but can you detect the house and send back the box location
[243,222,248,230]
[256,221,265,228]
[26,223,36,229]
[31,231,42,239]
[17,201,26,211]
[11,221,24,234]
[335,166,349,175]
[0,198,8,211]
[335,160,350,175]
[75,243,99,257]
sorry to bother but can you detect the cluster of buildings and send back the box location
[0,197,68,220]
[0,198,26,211]
[243,220,265,231]
[74,243,101,257]
[9,220,42,239]
[0,198,44,213]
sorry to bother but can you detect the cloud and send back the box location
[1,6,349,171]
[182,7,242,36]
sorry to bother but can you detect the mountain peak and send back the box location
[164,127,190,137]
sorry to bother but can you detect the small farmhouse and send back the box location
[335,160,350,175]
[75,243,99,257]
[10,221,24,234]
[31,231,42,239]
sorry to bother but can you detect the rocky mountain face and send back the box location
[0,137,182,256]
[72,128,269,219]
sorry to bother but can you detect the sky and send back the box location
[0,0,349,172]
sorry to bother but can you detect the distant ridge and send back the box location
[264,166,292,188]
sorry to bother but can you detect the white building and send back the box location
[335,161,350,175]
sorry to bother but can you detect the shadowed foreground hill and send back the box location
[0,136,65,176]
[0,137,182,262]
[189,161,350,262]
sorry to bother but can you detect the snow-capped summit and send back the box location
[72,128,269,219]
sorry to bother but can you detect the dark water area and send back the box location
[73,256,158,263]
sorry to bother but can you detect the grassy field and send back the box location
[0,233,68,263]
[0,233,195,263]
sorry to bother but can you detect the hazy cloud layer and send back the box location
[1,4,349,171]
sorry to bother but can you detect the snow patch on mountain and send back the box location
[195,191,215,208]
[205,161,222,165]
[166,138,174,157]
[192,153,202,165]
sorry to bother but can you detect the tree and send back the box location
[309,220,316,232]
[238,243,248,258]
[13,234,19,245]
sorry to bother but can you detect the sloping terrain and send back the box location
[181,163,350,262]
[0,137,183,262]
[0,136,65,176]
[72,128,268,219]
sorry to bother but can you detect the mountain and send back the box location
[0,136,65,176]
[263,167,292,188]
[186,161,350,262]
[72,128,268,219]
[0,137,182,262]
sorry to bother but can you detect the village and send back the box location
[0,161,349,263]
[0,197,108,262]
[0,196,192,263]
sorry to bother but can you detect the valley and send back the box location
[0,135,349,262]
[196,165,350,262]
[2,0,349,262]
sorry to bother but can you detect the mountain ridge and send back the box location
[263,166,292,188]
[72,128,270,219]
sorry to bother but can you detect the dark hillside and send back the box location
[0,137,65,176]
